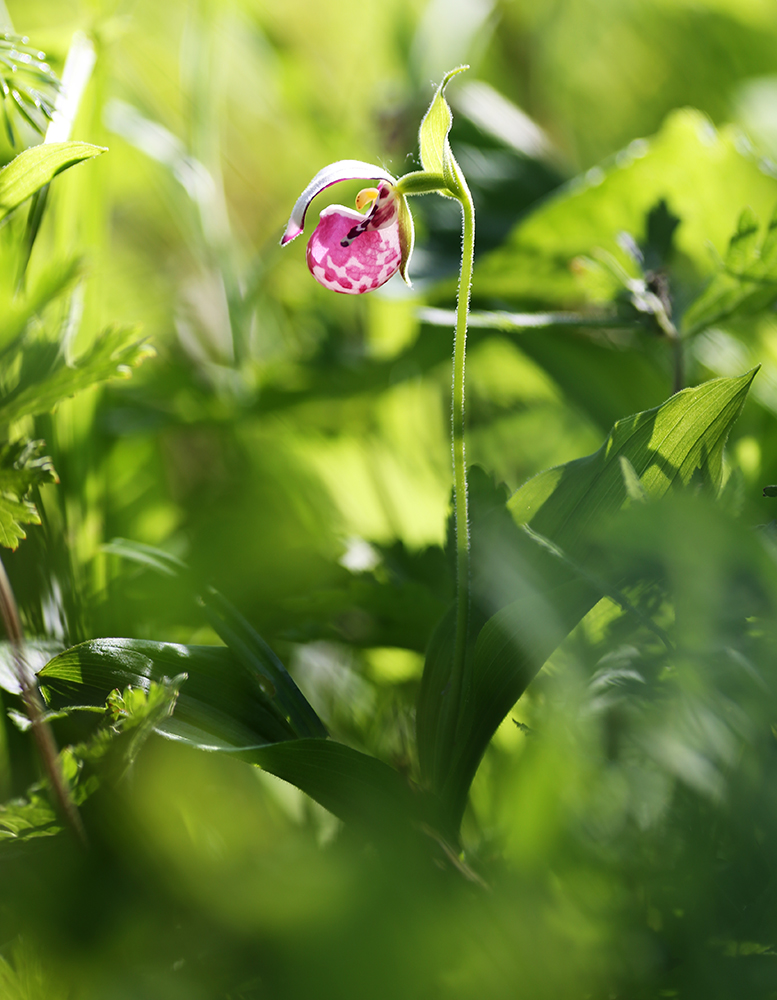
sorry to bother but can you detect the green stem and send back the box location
[446,184,475,760]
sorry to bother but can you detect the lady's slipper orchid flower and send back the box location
[281,159,414,294]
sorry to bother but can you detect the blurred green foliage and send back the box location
[2,0,777,997]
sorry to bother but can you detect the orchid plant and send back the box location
[282,68,475,800]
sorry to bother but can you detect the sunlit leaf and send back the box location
[0,325,154,427]
[508,368,757,546]
[0,440,58,549]
[682,204,777,335]
[0,493,40,549]
[0,35,60,145]
[0,141,106,223]
[418,66,468,199]
[474,110,777,306]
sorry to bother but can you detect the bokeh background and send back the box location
[4,0,777,997]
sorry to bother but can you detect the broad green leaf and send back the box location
[682,204,777,335]
[508,369,757,549]
[0,141,106,223]
[415,604,456,794]
[232,739,417,834]
[38,639,297,748]
[473,110,777,306]
[202,588,327,739]
[39,640,416,836]
[418,66,468,199]
[436,371,756,830]
[0,325,154,427]
[96,543,328,738]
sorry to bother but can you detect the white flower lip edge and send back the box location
[281,159,396,245]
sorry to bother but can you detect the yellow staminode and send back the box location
[355,187,379,211]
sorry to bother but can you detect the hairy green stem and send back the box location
[446,185,475,759]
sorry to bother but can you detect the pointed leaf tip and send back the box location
[0,141,107,223]
[418,67,468,199]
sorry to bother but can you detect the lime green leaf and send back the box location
[682,205,777,335]
[0,257,83,358]
[0,441,57,550]
[474,110,777,305]
[0,35,60,144]
[0,141,106,223]
[0,493,40,549]
[418,66,468,199]
[0,784,59,840]
[0,325,154,427]
[436,371,756,829]
[508,369,757,548]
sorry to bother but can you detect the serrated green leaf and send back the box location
[0,142,106,223]
[0,441,57,549]
[0,325,154,427]
[683,205,777,335]
[0,257,83,357]
[435,371,756,831]
[0,785,58,840]
[0,440,57,492]
[0,677,183,842]
[0,493,39,548]
[418,66,467,199]
[725,206,760,274]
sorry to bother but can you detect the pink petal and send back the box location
[306,188,402,295]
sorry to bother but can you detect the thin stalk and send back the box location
[0,556,86,845]
[671,331,684,394]
[445,186,475,758]
[418,307,628,331]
